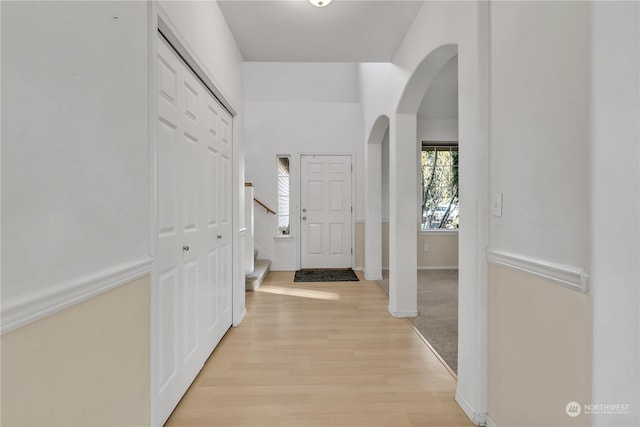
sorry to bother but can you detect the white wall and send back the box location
[2,0,150,312]
[489,1,590,268]
[590,2,640,425]
[417,54,458,142]
[244,63,364,271]
[417,118,458,142]
[245,62,359,103]
[358,63,406,139]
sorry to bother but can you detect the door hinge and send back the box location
[351,248,353,255]
[351,206,353,213]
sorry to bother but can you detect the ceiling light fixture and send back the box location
[309,0,332,7]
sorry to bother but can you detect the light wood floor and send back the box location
[165,271,472,427]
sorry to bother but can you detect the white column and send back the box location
[591,3,639,425]
[388,113,417,318]
[364,143,383,280]
[455,2,489,420]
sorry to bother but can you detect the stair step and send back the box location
[246,259,271,291]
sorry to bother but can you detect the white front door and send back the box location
[152,33,232,426]
[300,155,353,269]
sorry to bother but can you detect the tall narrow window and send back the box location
[277,156,290,236]
[421,143,459,230]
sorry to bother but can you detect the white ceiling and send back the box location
[217,1,424,62]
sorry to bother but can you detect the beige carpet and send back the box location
[378,269,458,373]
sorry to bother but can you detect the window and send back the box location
[277,156,290,236]
[421,143,459,230]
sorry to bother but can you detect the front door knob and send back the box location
[183,245,190,251]
[302,216,307,221]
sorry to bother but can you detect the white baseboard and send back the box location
[388,306,418,318]
[486,248,588,293]
[485,416,498,427]
[381,266,458,271]
[269,264,298,271]
[233,308,247,327]
[455,391,488,426]
[2,257,153,334]
[365,274,384,281]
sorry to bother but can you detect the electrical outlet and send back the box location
[492,193,503,217]
[423,244,430,252]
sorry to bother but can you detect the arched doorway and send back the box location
[387,44,458,319]
[414,54,460,372]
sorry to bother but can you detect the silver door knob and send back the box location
[217,235,222,239]
[302,216,307,221]
[302,208,307,212]
[183,245,190,251]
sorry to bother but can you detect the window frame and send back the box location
[276,155,291,237]
[420,141,459,233]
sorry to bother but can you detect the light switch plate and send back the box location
[492,193,503,217]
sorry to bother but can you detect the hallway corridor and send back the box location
[166,272,471,426]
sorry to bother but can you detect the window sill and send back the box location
[274,235,295,241]
[419,229,459,236]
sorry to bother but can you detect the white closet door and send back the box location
[152,34,233,426]
[200,77,233,358]
[179,57,204,395]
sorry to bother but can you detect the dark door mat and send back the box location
[294,269,359,282]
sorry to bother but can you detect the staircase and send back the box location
[246,250,271,291]
[244,183,272,291]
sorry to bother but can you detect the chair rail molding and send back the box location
[486,248,589,293]
[1,257,153,334]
